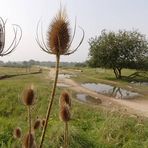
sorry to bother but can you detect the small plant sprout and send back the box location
[0,17,22,56]
[36,7,84,148]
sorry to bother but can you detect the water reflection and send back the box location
[131,81,148,86]
[82,83,139,99]
[76,93,102,104]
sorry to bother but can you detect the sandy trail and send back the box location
[49,68,148,117]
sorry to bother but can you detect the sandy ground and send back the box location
[48,68,148,117]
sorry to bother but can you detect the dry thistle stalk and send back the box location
[59,105,71,122]
[59,105,71,148]
[0,17,22,57]
[47,10,70,55]
[21,85,36,147]
[59,91,71,148]
[59,91,71,108]
[22,85,36,106]
[14,86,39,147]
[36,8,84,56]
[36,7,84,148]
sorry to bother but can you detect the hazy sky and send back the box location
[1,0,148,62]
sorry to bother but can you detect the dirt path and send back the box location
[49,68,148,117]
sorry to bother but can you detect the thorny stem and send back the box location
[39,54,60,148]
[28,106,31,148]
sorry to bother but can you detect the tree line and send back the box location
[0,60,85,68]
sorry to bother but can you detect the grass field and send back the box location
[0,67,148,147]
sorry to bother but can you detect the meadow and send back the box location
[0,66,148,148]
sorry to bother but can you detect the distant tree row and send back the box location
[0,60,85,68]
[87,29,148,79]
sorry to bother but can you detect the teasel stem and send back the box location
[28,106,31,147]
[64,122,68,148]
[39,54,60,148]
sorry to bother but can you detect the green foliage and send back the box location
[88,29,148,78]
[0,118,14,147]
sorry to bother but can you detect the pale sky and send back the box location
[1,0,148,62]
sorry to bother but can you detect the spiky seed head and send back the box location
[59,91,71,108]
[47,8,70,55]
[23,133,35,148]
[13,127,22,139]
[22,85,36,106]
[33,119,41,130]
[59,105,71,122]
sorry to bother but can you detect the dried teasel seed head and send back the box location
[33,119,41,130]
[47,8,70,55]
[59,105,71,122]
[59,91,71,108]
[22,85,36,106]
[13,127,22,139]
[23,133,35,148]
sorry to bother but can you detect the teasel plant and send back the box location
[36,7,84,147]
[59,91,71,148]
[14,85,39,147]
[21,85,37,148]
[0,17,22,57]
[13,127,22,147]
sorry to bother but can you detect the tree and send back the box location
[88,29,148,79]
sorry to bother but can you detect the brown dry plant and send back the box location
[33,119,41,130]
[22,85,36,106]
[59,105,71,148]
[59,105,71,122]
[23,133,36,148]
[13,127,22,139]
[59,91,71,148]
[36,6,84,148]
[59,91,71,108]
[21,85,37,147]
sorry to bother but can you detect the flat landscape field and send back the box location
[0,66,148,148]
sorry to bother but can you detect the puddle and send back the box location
[76,93,102,104]
[82,83,139,99]
[131,81,148,86]
[58,73,76,79]
[57,83,70,87]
